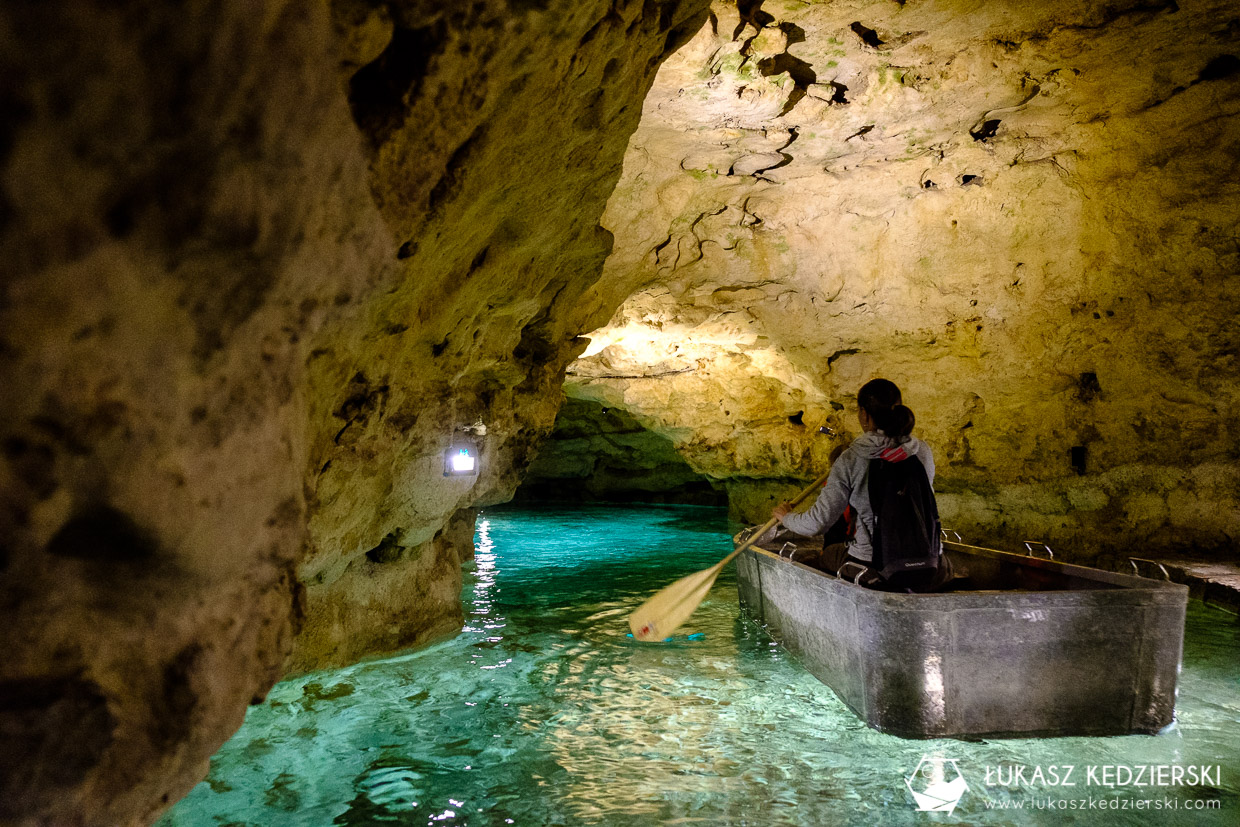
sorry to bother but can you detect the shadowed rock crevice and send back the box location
[364,530,405,564]
[427,123,490,212]
[850,21,883,49]
[970,118,1002,141]
[348,22,447,148]
[733,0,774,39]
[757,51,817,116]
[45,505,159,562]
[825,81,850,104]
[1197,53,1240,81]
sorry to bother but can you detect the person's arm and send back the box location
[775,462,850,536]
[918,442,936,486]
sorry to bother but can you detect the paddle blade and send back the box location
[629,565,723,642]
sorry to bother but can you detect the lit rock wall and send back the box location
[0,0,706,823]
[292,0,707,672]
[570,0,1240,559]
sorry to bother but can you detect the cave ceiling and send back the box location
[567,0,1240,550]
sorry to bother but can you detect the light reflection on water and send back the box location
[161,504,1240,826]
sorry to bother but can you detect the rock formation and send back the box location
[565,0,1240,557]
[0,1,706,823]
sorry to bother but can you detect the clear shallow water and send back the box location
[162,504,1240,826]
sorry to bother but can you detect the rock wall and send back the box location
[569,0,1240,560]
[293,0,707,671]
[0,1,707,823]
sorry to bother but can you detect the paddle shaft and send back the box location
[715,468,832,570]
[628,467,834,640]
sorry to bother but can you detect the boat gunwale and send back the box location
[740,542,1189,608]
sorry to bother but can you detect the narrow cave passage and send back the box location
[6,0,1240,823]
[515,397,726,506]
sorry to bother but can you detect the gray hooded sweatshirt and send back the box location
[779,431,935,563]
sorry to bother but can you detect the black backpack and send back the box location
[866,453,941,579]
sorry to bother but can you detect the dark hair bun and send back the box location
[883,404,915,438]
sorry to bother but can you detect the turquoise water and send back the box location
[162,504,1239,826]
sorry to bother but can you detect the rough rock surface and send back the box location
[294,0,706,671]
[0,1,706,823]
[567,0,1240,559]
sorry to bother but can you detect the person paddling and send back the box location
[772,378,944,591]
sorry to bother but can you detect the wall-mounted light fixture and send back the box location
[444,439,479,477]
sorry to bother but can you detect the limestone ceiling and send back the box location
[566,0,1240,548]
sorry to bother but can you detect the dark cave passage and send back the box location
[516,397,726,506]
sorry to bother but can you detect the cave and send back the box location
[2,1,1239,824]
[515,397,727,506]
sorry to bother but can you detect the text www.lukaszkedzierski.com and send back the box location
[983,797,1222,811]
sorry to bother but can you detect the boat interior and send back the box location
[940,545,1124,592]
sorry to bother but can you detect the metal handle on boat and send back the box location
[779,542,798,560]
[1023,541,1054,559]
[1128,557,1171,581]
[838,561,870,583]
[941,528,962,543]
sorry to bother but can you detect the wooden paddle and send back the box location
[628,468,833,642]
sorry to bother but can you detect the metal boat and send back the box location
[734,532,1188,739]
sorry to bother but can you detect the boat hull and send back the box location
[736,544,1187,739]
